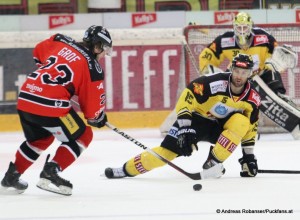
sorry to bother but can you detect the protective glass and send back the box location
[103,45,113,56]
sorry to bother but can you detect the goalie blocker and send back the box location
[252,75,300,139]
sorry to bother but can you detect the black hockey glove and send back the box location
[177,127,198,156]
[87,112,107,128]
[239,154,258,177]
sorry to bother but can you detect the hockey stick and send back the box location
[181,38,201,76]
[105,122,201,180]
[258,169,300,174]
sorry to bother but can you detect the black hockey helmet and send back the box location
[232,53,254,69]
[83,25,112,55]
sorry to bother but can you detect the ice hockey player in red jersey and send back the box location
[1,25,112,196]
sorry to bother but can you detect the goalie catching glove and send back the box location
[177,126,198,156]
[87,111,107,128]
[239,154,258,177]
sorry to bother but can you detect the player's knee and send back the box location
[76,126,93,149]
[65,127,93,157]
[28,135,55,151]
[224,113,250,138]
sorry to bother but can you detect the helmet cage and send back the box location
[233,12,253,47]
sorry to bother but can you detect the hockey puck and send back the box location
[193,184,202,191]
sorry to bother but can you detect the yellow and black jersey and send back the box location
[176,72,261,146]
[199,27,278,74]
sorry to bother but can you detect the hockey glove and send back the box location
[87,112,107,128]
[238,154,258,177]
[177,127,198,156]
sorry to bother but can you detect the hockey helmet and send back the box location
[232,54,254,69]
[83,25,113,55]
[233,12,253,47]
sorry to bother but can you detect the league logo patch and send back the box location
[193,83,204,95]
[215,105,228,115]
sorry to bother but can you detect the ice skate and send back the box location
[201,146,226,179]
[36,155,72,196]
[0,162,28,195]
[104,167,128,179]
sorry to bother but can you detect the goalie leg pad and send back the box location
[213,113,250,162]
[124,146,177,176]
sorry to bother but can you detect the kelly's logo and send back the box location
[132,13,157,27]
[214,11,238,24]
[49,15,74,29]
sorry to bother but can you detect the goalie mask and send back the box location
[233,12,253,49]
[83,25,113,56]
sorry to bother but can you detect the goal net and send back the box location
[184,24,300,133]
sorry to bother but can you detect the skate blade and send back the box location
[36,178,72,196]
[0,186,25,195]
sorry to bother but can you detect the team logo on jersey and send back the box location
[253,35,269,46]
[221,37,235,48]
[248,89,261,107]
[55,100,63,107]
[210,80,228,94]
[193,83,204,95]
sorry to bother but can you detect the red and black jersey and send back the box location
[17,34,105,120]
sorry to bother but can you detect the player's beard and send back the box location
[231,77,246,90]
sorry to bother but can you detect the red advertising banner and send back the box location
[214,11,238,24]
[296,10,300,23]
[49,15,74,29]
[101,45,181,111]
[131,13,157,27]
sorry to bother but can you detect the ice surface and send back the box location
[0,129,300,220]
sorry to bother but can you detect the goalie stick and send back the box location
[252,75,300,139]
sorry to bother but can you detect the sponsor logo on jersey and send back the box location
[248,89,261,106]
[49,15,74,29]
[210,80,228,94]
[132,13,157,27]
[214,11,239,24]
[253,35,269,46]
[193,83,204,95]
[221,37,235,48]
[26,83,43,93]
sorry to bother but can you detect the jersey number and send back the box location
[28,56,73,86]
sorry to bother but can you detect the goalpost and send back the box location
[182,23,300,134]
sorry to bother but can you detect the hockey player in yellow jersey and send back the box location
[200,11,288,96]
[105,54,261,179]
